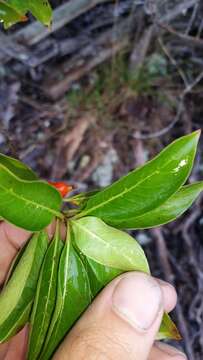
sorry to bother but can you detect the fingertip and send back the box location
[156,279,177,313]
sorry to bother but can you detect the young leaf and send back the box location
[77,131,200,226]
[114,182,203,229]
[0,0,27,28]
[39,228,92,360]
[0,231,48,343]
[28,223,63,360]
[0,153,37,181]
[65,190,99,207]
[71,216,150,273]
[0,165,62,231]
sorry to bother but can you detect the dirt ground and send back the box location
[1,1,203,359]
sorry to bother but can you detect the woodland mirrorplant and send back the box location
[0,131,202,359]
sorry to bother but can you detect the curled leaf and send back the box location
[28,222,63,360]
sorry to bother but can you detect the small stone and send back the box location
[136,232,152,246]
[92,148,118,187]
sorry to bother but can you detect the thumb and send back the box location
[54,272,177,360]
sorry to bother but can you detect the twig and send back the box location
[185,0,200,35]
[158,37,188,87]
[133,56,203,140]
[151,227,196,360]
[43,16,131,99]
[133,95,185,139]
[158,22,203,49]
[13,0,113,46]
[160,0,197,24]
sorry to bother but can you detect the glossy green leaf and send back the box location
[7,0,52,25]
[71,216,150,273]
[39,229,92,360]
[28,223,63,360]
[0,165,62,231]
[0,231,48,343]
[115,182,203,229]
[158,313,181,340]
[84,257,122,296]
[72,217,180,340]
[84,257,180,340]
[0,0,27,28]
[77,131,200,226]
[0,153,37,181]
[7,0,27,13]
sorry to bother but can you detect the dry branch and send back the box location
[0,0,199,65]
[42,17,131,99]
[14,0,113,46]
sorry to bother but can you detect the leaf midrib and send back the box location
[0,182,62,218]
[73,221,138,269]
[35,240,60,355]
[78,154,184,217]
[114,182,203,225]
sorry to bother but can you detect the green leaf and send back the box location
[77,131,200,226]
[0,0,27,28]
[28,0,52,26]
[28,223,63,360]
[3,241,28,287]
[71,217,181,340]
[64,190,99,207]
[84,257,180,340]
[0,153,37,181]
[6,0,27,14]
[115,182,203,229]
[39,228,92,360]
[158,313,181,341]
[0,165,62,231]
[71,216,150,273]
[0,231,48,343]
[7,0,52,25]
[84,257,122,296]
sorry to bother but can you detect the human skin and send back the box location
[0,222,187,360]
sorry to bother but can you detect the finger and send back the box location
[156,279,177,313]
[148,342,187,359]
[0,220,66,285]
[4,326,28,360]
[0,341,9,360]
[54,272,177,360]
[0,222,30,284]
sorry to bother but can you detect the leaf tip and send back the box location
[192,129,201,141]
[168,320,182,341]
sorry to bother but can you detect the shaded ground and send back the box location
[1,1,203,359]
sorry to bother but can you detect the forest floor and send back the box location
[0,1,203,359]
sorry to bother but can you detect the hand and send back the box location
[0,222,187,360]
